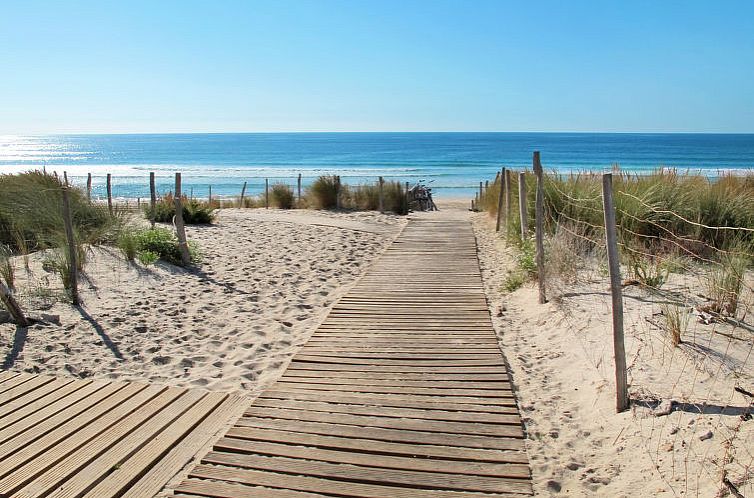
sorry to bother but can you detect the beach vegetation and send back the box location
[306,175,340,209]
[117,229,139,262]
[0,170,123,254]
[661,303,689,347]
[132,227,199,266]
[0,244,15,291]
[704,252,748,316]
[271,183,295,209]
[144,193,217,224]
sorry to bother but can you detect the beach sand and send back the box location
[472,212,753,497]
[1,208,406,394]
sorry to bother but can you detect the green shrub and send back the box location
[271,183,295,209]
[307,175,340,209]
[503,271,526,293]
[144,194,216,224]
[117,230,138,262]
[137,250,159,265]
[133,228,198,266]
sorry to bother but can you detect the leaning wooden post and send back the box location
[378,177,385,213]
[265,179,269,209]
[504,169,512,227]
[106,173,113,215]
[495,167,506,232]
[149,172,157,228]
[174,173,191,267]
[0,282,28,326]
[602,173,629,413]
[297,174,302,206]
[61,185,80,305]
[239,181,247,208]
[533,152,546,304]
[518,172,528,239]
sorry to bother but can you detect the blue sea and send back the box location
[1,133,753,199]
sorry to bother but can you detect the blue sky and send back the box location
[1,1,753,134]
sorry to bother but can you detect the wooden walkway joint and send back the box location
[176,216,532,497]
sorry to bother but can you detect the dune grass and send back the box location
[144,193,217,224]
[271,183,295,209]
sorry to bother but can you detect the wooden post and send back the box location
[297,174,302,206]
[86,173,92,201]
[61,186,79,305]
[137,197,141,208]
[378,177,385,213]
[0,282,28,326]
[470,199,475,211]
[190,187,193,200]
[602,173,629,413]
[174,173,191,267]
[149,172,157,227]
[478,182,483,210]
[405,181,410,211]
[240,181,247,208]
[518,172,528,239]
[495,167,506,232]
[208,185,212,205]
[533,152,546,304]
[504,169,512,227]
[106,173,113,215]
[63,171,68,185]
[336,176,342,210]
[265,179,269,209]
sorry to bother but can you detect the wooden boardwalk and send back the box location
[176,216,532,497]
[0,371,246,498]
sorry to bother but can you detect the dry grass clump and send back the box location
[144,193,217,224]
[306,175,340,209]
[271,183,295,209]
[705,252,749,316]
[661,303,689,347]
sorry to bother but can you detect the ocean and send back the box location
[1,132,753,200]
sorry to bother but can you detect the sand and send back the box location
[472,212,754,497]
[1,208,405,394]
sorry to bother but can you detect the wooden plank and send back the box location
[176,478,341,497]
[0,378,86,431]
[277,377,509,390]
[203,451,531,493]
[214,438,526,477]
[189,465,530,497]
[251,398,519,424]
[0,375,56,407]
[282,370,510,381]
[226,427,528,463]
[0,373,34,395]
[272,382,513,397]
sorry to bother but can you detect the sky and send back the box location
[1,0,753,134]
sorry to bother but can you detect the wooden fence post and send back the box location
[0,281,28,326]
[478,182,483,210]
[495,167,506,232]
[61,185,79,305]
[602,173,629,413]
[518,172,528,239]
[533,152,546,304]
[378,176,385,213]
[504,170,512,228]
[149,172,157,228]
[208,185,212,205]
[174,173,191,267]
[405,181,410,211]
[106,173,113,215]
[239,181,247,208]
[297,173,302,206]
[265,179,269,209]
[86,173,92,201]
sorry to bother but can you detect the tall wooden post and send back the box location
[297,173,302,206]
[478,182,483,210]
[533,152,546,304]
[174,173,191,267]
[149,172,157,228]
[495,167,506,232]
[504,170,512,228]
[106,173,113,215]
[518,172,528,239]
[240,181,247,208]
[86,173,92,201]
[378,176,385,213]
[61,186,79,305]
[405,181,410,212]
[336,176,342,209]
[208,185,212,204]
[265,179,269,209]
[602,173,629,413]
